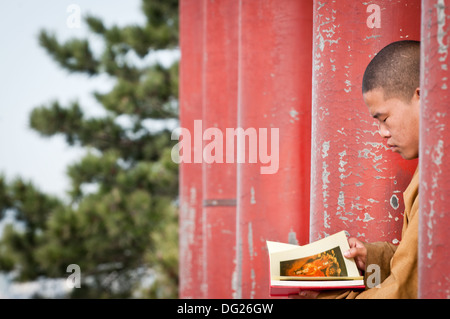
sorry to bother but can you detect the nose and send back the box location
[379,123,391,139]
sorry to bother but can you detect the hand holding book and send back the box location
[288,236,368,299]
[344,237,368,272]
[267,231,365,297]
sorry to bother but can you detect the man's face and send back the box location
[363,88,420,160]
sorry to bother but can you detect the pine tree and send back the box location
[0,0,179,298]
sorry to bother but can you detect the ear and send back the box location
[412,87,420,104]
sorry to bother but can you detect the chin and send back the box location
[400,152,419,160]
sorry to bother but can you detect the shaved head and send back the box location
[362,40,420,102]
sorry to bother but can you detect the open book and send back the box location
[267,231,365,296]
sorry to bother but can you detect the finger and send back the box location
[344,247,363,258]
[344,247,355,258]
[347,237,363,248]
[355,259,366,270]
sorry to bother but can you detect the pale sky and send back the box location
[0,0,178,298]
[0,0,163,199]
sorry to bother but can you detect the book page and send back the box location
[268,231,361,280]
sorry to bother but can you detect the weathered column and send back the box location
[202,0,239,298]
[310,0,420,243]
[235,0,313,299]
[419,0,450,299]
[178,0,205,298]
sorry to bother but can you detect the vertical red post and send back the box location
[235,0,313,299]
[178,0,205,299]
[310,0,420,244]
[419,0,450,299]
[202,0,238,298]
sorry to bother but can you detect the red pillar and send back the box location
[419,0,450,299]
[310,1,420,243]
[202,0,238,298]
[178,0,205,299]
[235,0,313,299]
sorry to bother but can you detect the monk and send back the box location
[294,40,421,299]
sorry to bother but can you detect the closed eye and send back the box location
[373,112,388,123]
